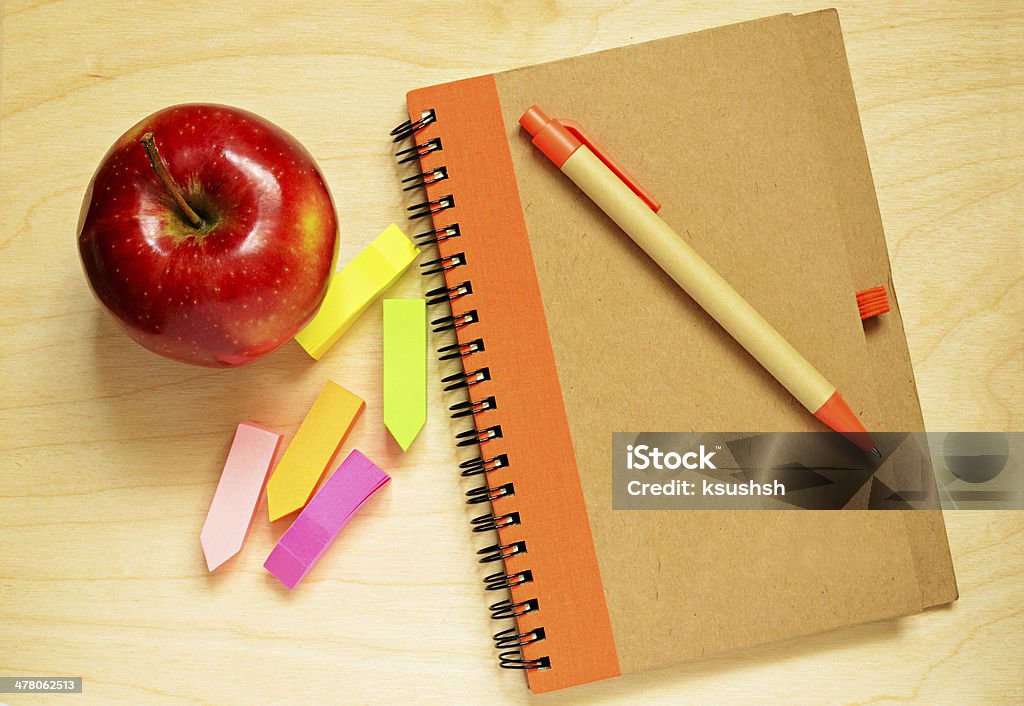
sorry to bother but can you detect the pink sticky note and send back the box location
[201,423,283,571]
[264,449,390,589]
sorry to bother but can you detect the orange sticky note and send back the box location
[267,381,365,521]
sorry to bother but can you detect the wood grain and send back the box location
[1,1,1021,703]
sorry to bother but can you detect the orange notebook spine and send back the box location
[391,76,621,693]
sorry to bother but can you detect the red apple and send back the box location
[78,104,338,367]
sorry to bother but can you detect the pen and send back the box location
[519,105,881,458]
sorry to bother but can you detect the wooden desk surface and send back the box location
[1,1,1021,703]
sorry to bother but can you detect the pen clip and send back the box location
[557,119,662,213]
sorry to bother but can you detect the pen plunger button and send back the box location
[519,105,583,168]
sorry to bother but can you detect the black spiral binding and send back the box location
[392,110,550,673]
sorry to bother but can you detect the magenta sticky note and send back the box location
[264,449,390,589]
[201,423,283,571]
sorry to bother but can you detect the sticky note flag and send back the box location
[295,224,419,360]
[200,423,283,571]
[383,299,427,451]
[266,381,365,521]
[265,449,390,589]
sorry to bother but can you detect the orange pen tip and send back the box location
[813,390,877,454]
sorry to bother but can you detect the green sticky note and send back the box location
[384,299,427,451]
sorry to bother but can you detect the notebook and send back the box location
[391,9,958,694]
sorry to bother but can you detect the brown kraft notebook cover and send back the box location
[398,9,958,694]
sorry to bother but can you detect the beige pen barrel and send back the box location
[561,145,836,413]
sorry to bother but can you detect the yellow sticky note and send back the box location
[384,299,427,451]
[295,224,419,360]
[267,381,365,521]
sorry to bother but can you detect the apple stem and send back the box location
[140,132,205,229]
